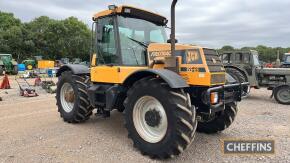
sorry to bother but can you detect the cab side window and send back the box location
[235,53,243,64]
[243,53,250,64]
[97,17,118,64]
[222,53,232,63]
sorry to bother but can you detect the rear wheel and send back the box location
[274,85,290,105]
[124,77,197,159]
[197,103,238,134]
[56,71,93,123]
[12,65,18,75]
[226,67,250,97]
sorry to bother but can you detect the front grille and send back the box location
[211,74,226,84]
[203,48,225,72]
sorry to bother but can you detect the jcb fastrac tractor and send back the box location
[56,0,247,159]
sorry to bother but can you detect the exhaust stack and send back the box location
[170,0,178,56]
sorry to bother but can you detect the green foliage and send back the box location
[0,12,21,30]
[220,45,234,51]
[0,11,91,61]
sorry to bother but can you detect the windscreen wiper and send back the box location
[127,37,148,48]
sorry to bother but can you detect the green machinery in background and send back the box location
[221,50,290,105]
[21,55,43,70]
[0,54,18,75]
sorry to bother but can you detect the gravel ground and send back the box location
[0,76,289,163]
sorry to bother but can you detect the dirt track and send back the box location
[0,76,289,163]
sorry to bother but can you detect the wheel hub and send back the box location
[60,83,75,113]
[64,91,75,103]
[145,109,161,127]
[278,88,290,101]
[133,96,168,143]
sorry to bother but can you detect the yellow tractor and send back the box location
[56,0,247,159]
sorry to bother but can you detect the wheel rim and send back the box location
[133,96,168,143]
[277,87,290,103]
[60,83,75,113]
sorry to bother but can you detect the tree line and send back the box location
[1,11,289,63]
[0,11,91,62]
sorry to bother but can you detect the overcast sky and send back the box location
[0,0,289,48]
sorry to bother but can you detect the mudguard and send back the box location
[225,72,237,84]
[224,65,248,80]
[124,69,189,88]
[56,64,89,77]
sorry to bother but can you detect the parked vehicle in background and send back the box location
[281,53,290,68]
[22,59,36,70]
[221,50,290,104]
[55,58,70,67]
[37,60,55,69]
[72,58,81,64]
[22,56,43,70]
[0,54,18,75]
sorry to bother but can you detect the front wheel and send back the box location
[124,77,197,159]
[274,85,290,105]
[56,71,93,123]
[197,103,238,134]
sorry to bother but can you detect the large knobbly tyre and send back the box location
[12,65,18,75]
[226,67,249,97]
[124,77,197,159]
[273,85,290,105]
[197,103,238,134]
[56,71,93,123]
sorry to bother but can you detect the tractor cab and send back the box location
[281,53,290,68]
[92,5,168,66]
[91,5,226,87]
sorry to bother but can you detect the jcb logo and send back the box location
[186,51,199,63]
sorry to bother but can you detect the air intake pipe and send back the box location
[170,0,178,56]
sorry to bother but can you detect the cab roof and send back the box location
[93,5,168,26]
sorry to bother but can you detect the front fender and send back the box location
[56,64,89,77]
[123,69,189,88]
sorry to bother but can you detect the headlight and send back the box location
[210,92,219,104]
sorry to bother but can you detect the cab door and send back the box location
[91,16,147,84]
[91,16,122,83]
